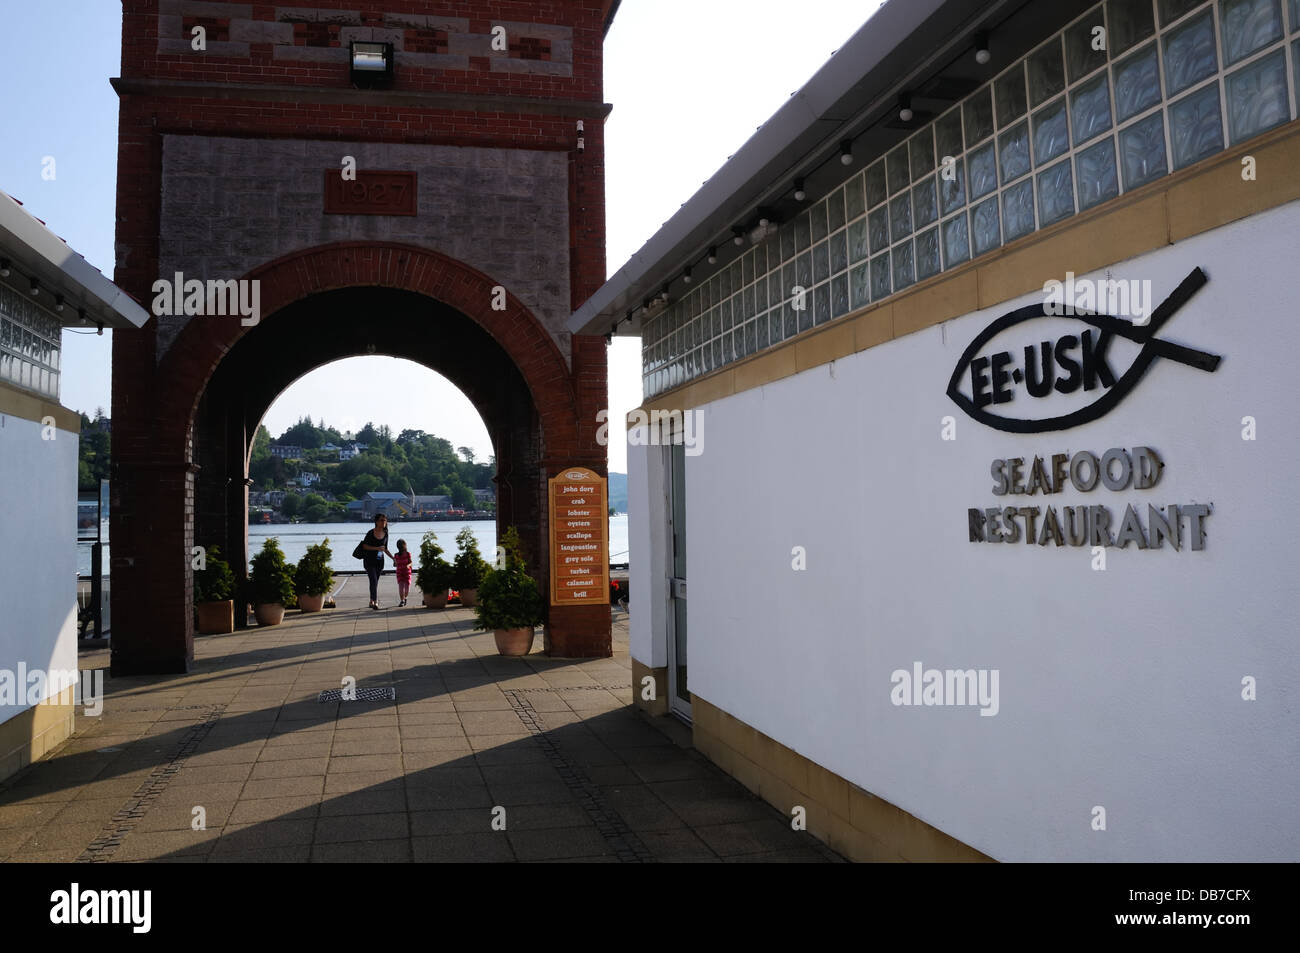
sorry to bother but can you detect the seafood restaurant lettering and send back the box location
[968,446,1211,550]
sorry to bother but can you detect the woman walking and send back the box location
[360,514,394,610]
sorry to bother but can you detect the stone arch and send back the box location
[156,241,579,456]
[111,241,608,674]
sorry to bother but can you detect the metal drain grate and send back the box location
[317,687,396,703]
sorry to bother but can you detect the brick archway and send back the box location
[111,242,609,675]
[157,241,579,454]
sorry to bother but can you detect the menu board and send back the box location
[548,467,609,606]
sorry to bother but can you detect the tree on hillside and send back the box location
[302,492,329,522]
[458,446,475,465]
[280,493,303,517]
[76,410,111,491]
[279,415,325,450]
[349,473,381,498]
[250,424,271,462]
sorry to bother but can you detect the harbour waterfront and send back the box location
[251,516,629,574]
[78,515,629,577]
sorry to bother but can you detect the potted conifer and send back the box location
[452,526,489,607]
[249,537,295,626]
[473,527,545,656]
[194,544,236,635]
[416,531,454,608]
[294,538,334,613]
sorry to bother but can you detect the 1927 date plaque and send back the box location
[323,170,417,216]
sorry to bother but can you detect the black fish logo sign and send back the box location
[946,267,1221,433]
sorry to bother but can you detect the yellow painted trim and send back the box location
[634,118,1300,417]
[0,381,81,433]
[692,695,992,862]
[0,686,76,784]
[630,658,668,716]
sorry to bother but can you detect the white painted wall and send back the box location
[0,410,79,725]
[645,199,1300,862]
[628,430,668,668]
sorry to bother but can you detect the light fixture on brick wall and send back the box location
[683,266,692,284]
[54,294,65,312]
[840,140,853,165]
[793,178,806,202]
[974,31,991,65]
[707,246,717,264]
[0,258,9,277]
[29,278,39,296]
[732,227,745,247]
[350,41,394,89]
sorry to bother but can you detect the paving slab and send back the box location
[0,595,838,863]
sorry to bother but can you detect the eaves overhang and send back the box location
[571,0,1094,338]
[0,190,149,331]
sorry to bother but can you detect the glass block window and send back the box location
[1225,47,1291,140]
[1076,137,1121,208]
[1109,0,1158,53]
[1028,39,1068,106]
[1220,0,1283,64]
[0,283,62,401]
[1119,112,1169,185]
[1072,74,1115,143]
[1033,99,1071,164]
[1114,43,1164,120]
[1002,178,1037,239]
[999,121,1033,182]
[1164,11,1219,94]
[1170,82,1225,166]
[642,0,1300,398]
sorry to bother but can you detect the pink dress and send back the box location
[394,552,412,583]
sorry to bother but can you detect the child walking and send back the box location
[393,539,413,607]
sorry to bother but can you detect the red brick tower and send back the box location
[110,1,616,673]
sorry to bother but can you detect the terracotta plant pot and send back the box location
[196,600,234,635]
[459,588,479,607]
[422,590,448,608]
[298,593,325,613]
[493,627,535,656]
[254,603,285,627]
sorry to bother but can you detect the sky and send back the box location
[0,0,878,472]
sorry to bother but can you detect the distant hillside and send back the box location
[609,472,627,513]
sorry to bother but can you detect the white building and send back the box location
[0,189,148,782]
[573,0,1300,862]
